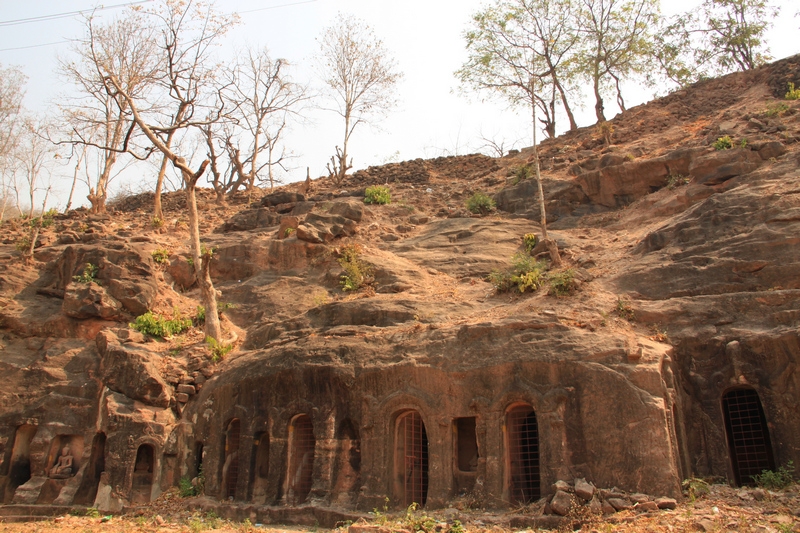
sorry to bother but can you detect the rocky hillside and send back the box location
[0,54,798,525]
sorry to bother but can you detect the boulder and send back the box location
[689,148,762,185]
[105,278,157,316]
[655,497,678,509]
[62,282,123,320]
[219,208,280,232]
[296,213,357,244]
[261,191,305,207]
[549,490,573,516]
[96,330,171,407]
[607,497,633,511]
[576,147,704,208]
[165,255,196,289]
[574,478,595,500]
[39,244,158,316]
[757,141,787,160]
[329,201,365,222]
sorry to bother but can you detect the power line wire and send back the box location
[238,0,318,15]
[0,40,68,53]
[0,0,318,53]
[0,1,153,27]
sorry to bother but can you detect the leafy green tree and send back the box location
[656,0,779,86]
[575,0,660,122]
[456,0,580,138]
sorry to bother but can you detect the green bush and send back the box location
[786,82,800,100]
[151,248,170,264]
[548,269,578,296]
[179,476,198,497]
[466,192,496,215]
[511,164,534,184]
[73,263,99,284]
[765,103,789,117]
[364,185,391,205]
[489,252,547,293]
[338,243,373,291]
[206,336,233,363]
[713,135,733,150]
[753,461,795,490]
[523,233,538,253]
[130,310,192,338]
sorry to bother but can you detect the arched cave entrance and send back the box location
[286,414,315,505]
[131,444,155,504]
[394,410,429,507]
[222,419,241,500]
[722,388,775,486]
[1,424,37,504]
[506,404,540,505]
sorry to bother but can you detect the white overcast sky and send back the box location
[0,0,798,209]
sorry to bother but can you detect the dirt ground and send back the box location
[1,483,799,533]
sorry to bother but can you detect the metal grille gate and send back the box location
[507,406,540,505]
[722,389,775,485]
[288,415,316,505]
[398,411,428,506]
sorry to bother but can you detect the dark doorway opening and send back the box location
[2,424,37,503]
[131,444,155,504]
[507,405,540,505]
[396,410,429,507]
[722,388,775,486]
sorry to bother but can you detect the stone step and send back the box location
[0,505,74,517]
[0,515,54,523]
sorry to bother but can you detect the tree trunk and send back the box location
[185,179,221,341]
[154,154,168,222]
[531,101,561,267]
[553,75,578,131]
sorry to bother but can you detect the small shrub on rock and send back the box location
[786,82,800,100]
[130,310,192,338]
[489,252,547,293]
[753,461,795,490]
[73,263,99,284]
[523,233,539,253]
[548,269,578,296]
[338,243,374,291]
[466,192,496,215]
[151,248,170,264]
[364,185,391,205]
[713,135,733,150]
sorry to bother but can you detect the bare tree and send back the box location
[221,47,308,193]
[98,0,237,342]
[317,14,402,185]
[59,10,159,213]
[0,64,27,218]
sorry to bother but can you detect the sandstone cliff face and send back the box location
[0,56,798,515]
